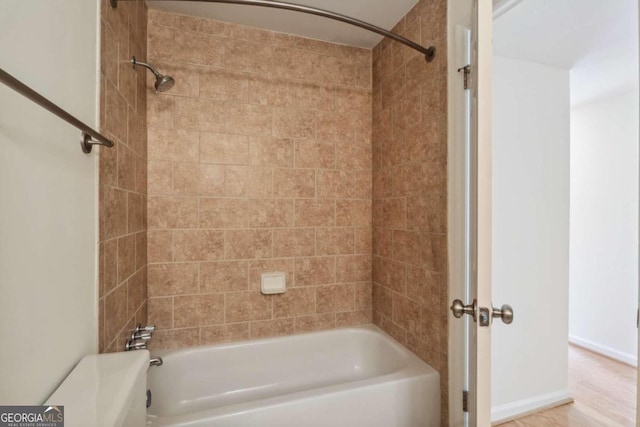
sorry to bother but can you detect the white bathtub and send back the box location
[146,324,440,427]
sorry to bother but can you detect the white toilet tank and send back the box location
[46,350,149,427]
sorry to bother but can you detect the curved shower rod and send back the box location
[111,0,436,62]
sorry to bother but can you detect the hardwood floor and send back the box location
[498,345,636,426]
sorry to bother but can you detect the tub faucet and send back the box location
[150,357,163,367]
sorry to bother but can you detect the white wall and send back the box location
[0,0,99,404]
[491,55,571,421]
[569,91,639,365]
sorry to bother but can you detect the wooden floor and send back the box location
[498,345,636,426]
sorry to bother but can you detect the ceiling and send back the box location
[493,0,638,106]
[145,0,419,48]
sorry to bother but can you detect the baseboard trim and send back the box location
[569,335,637,367]
[491,390,573,425]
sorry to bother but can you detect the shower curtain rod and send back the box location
[0,68,114,154]
[111,0,436,62]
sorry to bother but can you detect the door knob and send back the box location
[450,299,477,322]
[492,304,514,324]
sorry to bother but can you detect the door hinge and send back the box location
[458,64,471,90]
[463,390,468,412]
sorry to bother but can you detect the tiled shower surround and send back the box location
[145,9,374,349]
[98,0,148,353]
[99,0,448,422]
[372,0,449,422]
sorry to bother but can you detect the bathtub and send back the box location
[146,324,440,426]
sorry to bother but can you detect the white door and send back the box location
[449,0,500,425]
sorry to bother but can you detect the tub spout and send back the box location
[150,357,163,367]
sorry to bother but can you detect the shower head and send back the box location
[131,56,175,93]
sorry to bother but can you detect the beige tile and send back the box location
[101,186,127,239]
[316,55,355,86]
[224,103,273,137]
[355,228,372,254]
[147,93,172,127]
[104,80,128,143]
[273,109,316,139]
[294,313,336,333]
[336,140,372,170]
[316,111,355,142]
[174,230,224,262]
[117,234,136,283]
[99,138,117,188]
[336,199,372,227]
[127,192,144,233]
[336,310,371,327]
[315,228,354,256]
[200,132,250,165]
[272,47,318,80]
[273,169,315,198]
[147,263,199,296]
[336,255,371,283]
[295,83,335,111]
[173,163,225,196]
[104,284,128,344]
[372,256,406,294]
[247,199,294,228]
[148,196,198,228]
[249,258,295,291]
[148,127,199,162]
[201,323,250,345]
[273,228,315,257]
[248,76,297,108]
[375,198,406,229]
[316,284,354,313]
[104,239,118,295]
[148,297,173,329]
[422,233,447,272]
[248,136,294,167]
[392,294,422,336]
[199,198,248,228]
[294,199,335,227]
[117,144,136,191]
[173,30,226,67]
[148,161,173,195]
[373,228,393,258]
[127,269,146,318]
[354,282,372,311]
[392,230,422,266]
[136,233,148,278]
[294,139,335,169]
[225,166,272,197]
[199,69,249,102]
[373,284,392,318]
[334,87,372,116]
[250,318,294,339]
[152,62,200,98]
[225,291,272,322]
[174,294,224,327]
[295,256,335,286]
[407,194,447,234]
[173,97,226,132]
[406,265,446,310]
[201,260,249,293]
[317,170,355,199]
[148,230,173,263]
[150,328,199,350]
[273,287,315,318]
[225,229,272,259]
[225,38,273,74]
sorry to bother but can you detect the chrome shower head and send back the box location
[131,56,175,93]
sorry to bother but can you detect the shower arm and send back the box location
[110,0,436,62]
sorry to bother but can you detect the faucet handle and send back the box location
[135,323,156,333]
[125,339,147,351]
[132,331,152,340]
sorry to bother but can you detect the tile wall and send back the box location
[98,0,149,353]
[371,0,449,424]
[145,10,373,349]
